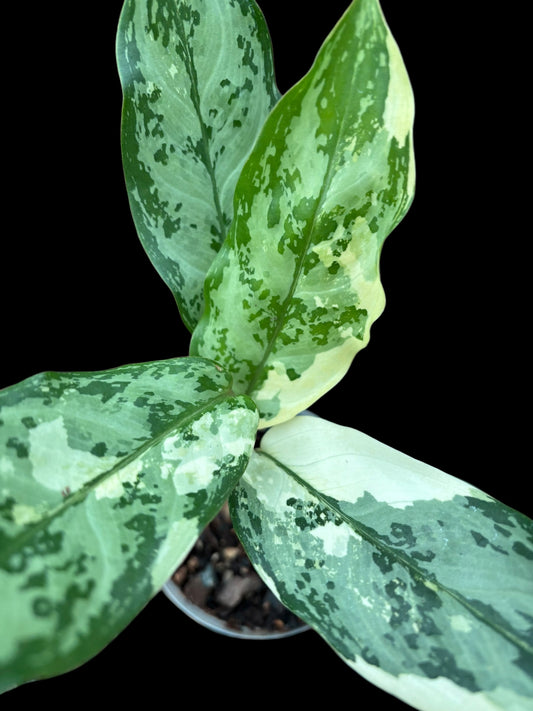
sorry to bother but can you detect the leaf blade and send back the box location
[0,357,258,691]
[117,0,280,331]
[191,0,415,426]
[230,415,533,711]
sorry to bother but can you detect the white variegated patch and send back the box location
[345,654,531,711]
[259,416,488,508]
[94,458,144,500]
[29,417,119,494]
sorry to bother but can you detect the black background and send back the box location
[2,2,528,708]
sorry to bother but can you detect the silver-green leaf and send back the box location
[117,0,280,332]
[191,0,415,427]
[230,415,533,711]
[0,357,258,692]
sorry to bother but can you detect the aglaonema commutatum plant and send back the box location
[1,1,532,708]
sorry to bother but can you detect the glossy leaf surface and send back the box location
[117,0,280,331]
[231,415,533,711]
[191,0,415,426]
[0,357,258,691]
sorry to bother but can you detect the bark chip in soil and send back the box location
[171,503,306,634]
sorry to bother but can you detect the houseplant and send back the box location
[1,1,531,709]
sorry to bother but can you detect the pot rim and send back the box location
[162,577,309,640]
[162,411,317,640]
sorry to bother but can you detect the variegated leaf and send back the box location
[230,415,533,711]
[0,357,258,692]
[191,0,415,427]
[117,0,280,332]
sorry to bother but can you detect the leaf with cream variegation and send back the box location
[230,415,533,711]
[0,357,258,692]
[191,0,415,427]
[117,0,280,331]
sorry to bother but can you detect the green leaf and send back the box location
[191,0,415,427]
[0,357,258,692]
[117,0,280,332]
[230,415,533,711]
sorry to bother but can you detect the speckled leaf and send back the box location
[117,0,280,332]
[230,415,533,711]
[191,0,415,427]
[0,357,258,692]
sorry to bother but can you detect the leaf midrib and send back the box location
[257,449,533,658]
[244,79,349,396]
[175,9,227,245]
